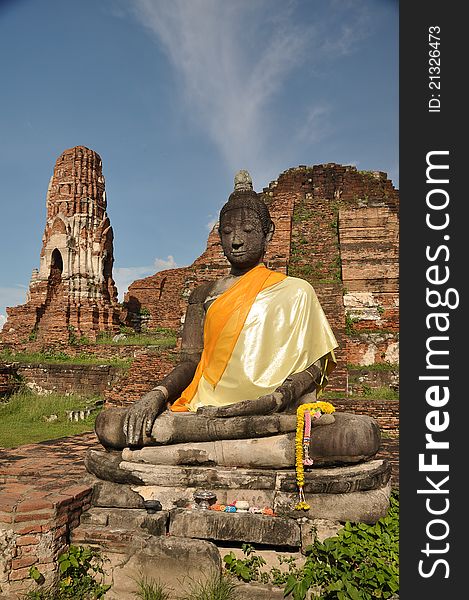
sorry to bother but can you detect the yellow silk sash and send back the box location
[171,264,286,412]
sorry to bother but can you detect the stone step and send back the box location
[80,506,168,536]
[169,507,301,548]
[71,523,222,600]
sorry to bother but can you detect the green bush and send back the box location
[222,495,399,600]
[223,544,301,586]
[223,544,268,583]
[26,545,111,599]
[284,492,399,599]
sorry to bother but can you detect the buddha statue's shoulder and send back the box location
[188,281,216,305]
[188,275,239,306]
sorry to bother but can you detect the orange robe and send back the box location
[171,264,337,412]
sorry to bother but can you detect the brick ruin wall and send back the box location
[122,164,399,397]
[0,477,93,598]
[13,364,123,397]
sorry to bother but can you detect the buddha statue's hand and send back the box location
[196,392,284,418]
[123,388,167,446]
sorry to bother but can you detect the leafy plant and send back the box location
[26,545,111,599]
[223,543,268,583]
[67,325,78,346]
[223,544,301,586]
[283,492,399,600]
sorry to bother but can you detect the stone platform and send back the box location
[85,448,391,523]
[0,431,398,599]
[76,445,391,599]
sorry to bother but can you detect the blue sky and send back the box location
[0,0,398,330]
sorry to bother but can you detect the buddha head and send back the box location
[218,171,275,274]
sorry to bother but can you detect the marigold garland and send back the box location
[294,401,335,511]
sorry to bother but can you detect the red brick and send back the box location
[9,566,32,581]
[17,499,55,512]
[13,510,54,523]
[17,545,37,556]
[0,512,14,523]
[0,496,19,512]
[53,525,67,540]
[16,524,42,535]
[53,494,74,508]
[16,535,39,546]
[62,485,92,500]
[11,556,38,570]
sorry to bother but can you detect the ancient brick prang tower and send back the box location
[1,146,120,344]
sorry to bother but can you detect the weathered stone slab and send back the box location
[91,480,145,508]
[88,454,389,496]
[71,526,221,600]
[224,489,275,509]
[274,481,392,524]
[117,463,278,490]
[298,518,343,552]
[276,459,391,494]
[130,484,199,510]
[169,508,301,547]
[80,508,168,536]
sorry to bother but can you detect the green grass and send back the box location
[96,328,177,348]
[322,386,399,401]
[0,349,131,368]
[347,363,399,372]
[0,389,101,448]
[179,571,238,600]
[133,571,237,600]
[135,576,172,600]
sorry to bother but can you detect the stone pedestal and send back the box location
[76,410,391,598]
[73,457,391,599]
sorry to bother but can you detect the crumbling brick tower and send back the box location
[1,146,120,344]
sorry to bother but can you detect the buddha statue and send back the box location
[95,171,380,466]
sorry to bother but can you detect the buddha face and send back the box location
[219,207,273,274]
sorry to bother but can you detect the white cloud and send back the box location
[0,315,6,332]
[122,0,375,182]
[128,0,310,177]
[113,255,179,300]
[153,255,178,271]
[296,105,332,144]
